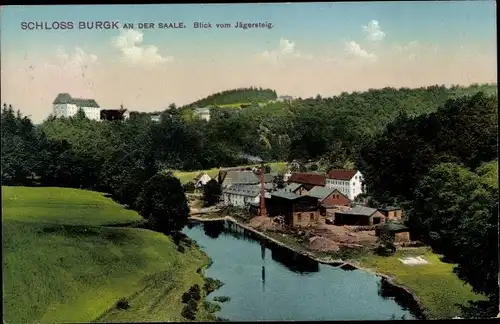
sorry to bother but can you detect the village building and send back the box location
[307,186,351,206]
[265,191,320,227]
[194,173,212,188]
[100,105,130,121]
[150,114,161,122]
[222,184,272,208]
[193,107,211,121]
[333,206,385,226]
[219,170,275,189]
[52,93,101,121]
[325,169,365,201]
[287,172,326,191]
[378,206,404,221]
[375,222,411,243]
[282,182,308,195]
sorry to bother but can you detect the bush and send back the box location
[204,277,224,295]
[189,284,202,301]
[181,299,198,320]
[203,300,221,313]
[213,296,231,303]
[177,245,186,253]
[116,297,130,310]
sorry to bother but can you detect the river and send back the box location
[183,220,420,321]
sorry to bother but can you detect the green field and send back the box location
[216,102,268,109]
[2,186,211,323]
[173,161,288,184]
[359,247,487,319]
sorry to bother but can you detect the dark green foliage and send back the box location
[213,296,231,303]
[183,87,277,108]
[203,179,222,207]
[374,227,396,256]
[203,277,224,295]
[358,92,498,206]
[135,173,190,234]
[273,173,286,189]
[116,297,130,310]
[203,300,221,313]
[406,163,498,303]
[183,181,196,193]
[181,299,198,320]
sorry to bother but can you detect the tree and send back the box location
[203,179,222,207]
[135,173,190,234]
[406,162,498,317]
[273,173,286,189]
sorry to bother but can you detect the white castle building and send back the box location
[52,93,101,121]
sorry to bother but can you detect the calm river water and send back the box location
[183,220,420,321]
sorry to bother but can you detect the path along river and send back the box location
[183,220,422,321]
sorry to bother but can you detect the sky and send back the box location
[1,2,497,123]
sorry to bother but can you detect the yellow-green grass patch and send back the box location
[358,247,487,319]
[2,186,209,323]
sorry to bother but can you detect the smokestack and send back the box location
[259,162,267,216]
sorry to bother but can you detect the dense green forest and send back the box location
[182,87,278,108]
[2,83,498,318]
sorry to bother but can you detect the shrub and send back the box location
[213,296,231,303]
[203,300,222,313]
[177,245,186,253]
[116,297,130,310]
[181,299,198,320]
[188,284,202,301]
[204,277,224,295]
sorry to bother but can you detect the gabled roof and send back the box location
[378,206,402,212]
[222,184,271,198]
[283,182,303,193]
[53,93,100,108]
[288,172,326,186]
[327,169,358,181]
[336,206,378,217]
[377,221,409,233]
[307,186,336,200]
[271,190,302,200]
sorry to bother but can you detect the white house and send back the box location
[52,93,101,121]
[194,173,211,188]
[151,114,161,122]
[325,169,365,201]
[222,184,271,208]
[193,107,211,121]
[276,95,294,102]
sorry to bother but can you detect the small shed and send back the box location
[267,191,320,227]
[307,186,350,207]
[378,206,404,221]
[376,222,410,242]
[334,206,385,226]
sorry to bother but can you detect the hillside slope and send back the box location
[184,86,277,108]
[2,186,210,324]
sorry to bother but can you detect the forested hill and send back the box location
[184,87,277,108]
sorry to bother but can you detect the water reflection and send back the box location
[203,221,224,239]
[185,220,421,321]
[378,279,425,320]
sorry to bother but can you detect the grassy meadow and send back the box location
[2,186,210,323]
[173,161,288,184]
[359,247,487,319]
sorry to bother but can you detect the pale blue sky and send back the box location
[2,2,496,57]
[1,2,497,123]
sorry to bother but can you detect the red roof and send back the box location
[327,169,358,181]
[288,172,326,186]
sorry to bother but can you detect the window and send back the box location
[310,213,314,220]
[297,213,302,222]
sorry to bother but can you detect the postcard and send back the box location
[1,2,498,323]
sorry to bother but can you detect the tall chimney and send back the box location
[259,162,267,216]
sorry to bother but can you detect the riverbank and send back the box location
[189,214,486,319]
[2,186,214,323]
